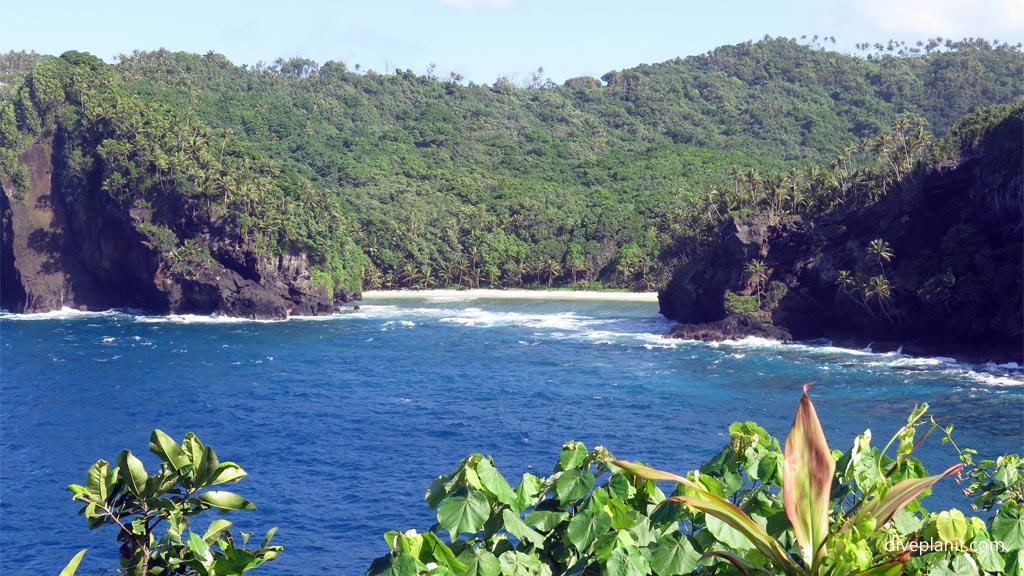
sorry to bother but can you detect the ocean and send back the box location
[1,294,1021,574]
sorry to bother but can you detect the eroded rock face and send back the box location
[667,314,792,342]
[659,153,1023,362]
[1,139,354,319]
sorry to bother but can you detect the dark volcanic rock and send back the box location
[1,137,354,319]
[668,314,792,342]
[660,115,1023,363]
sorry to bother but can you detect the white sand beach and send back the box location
[361,289,658,302]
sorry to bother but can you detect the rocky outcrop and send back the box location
[668,314,792,342]
[1,137,356,319]
[660,121,1023,362]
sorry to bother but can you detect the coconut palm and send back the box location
[744,259,769,308]
[866,239,894,276]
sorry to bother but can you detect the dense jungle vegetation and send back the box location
[1,37,1021,292]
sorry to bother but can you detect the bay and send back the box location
[1,295,1021,574]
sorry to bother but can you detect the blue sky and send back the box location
[3,0,1021,83]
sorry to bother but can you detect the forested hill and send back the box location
[1,38,1021,312]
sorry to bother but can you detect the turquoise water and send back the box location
[1,296,1021,574]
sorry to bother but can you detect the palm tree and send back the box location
[866,239,894,276]
[541,259,561,286]
[744,259,769,308]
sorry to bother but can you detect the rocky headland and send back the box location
[659,109,1023,363]
[1,138,355,319]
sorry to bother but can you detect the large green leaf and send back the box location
[117,450,149,498]
[525,509,568,532]
[782,383,835,568]
[606,546,648,576]
[196,490,257,511]
[59,549,88,576]
[556,469,595,502]
[992,504,1024,551]
[477,458,516,506]
[202,519,233,543]
[512,473,542,511]
[707,513,755,550]
[437,488,490,538]
[567,509,611,553]
[207,462,247,486]
[502,509,546,547]
[935,509,969,543]
[559,441,588,471]
[420,532,467,571]
[149,429,189,471]
[498,550,544,576]
[649,533,700,576]
[84,459,109,501]
[457,547,501,576]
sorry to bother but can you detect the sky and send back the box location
[2,0,1021,83]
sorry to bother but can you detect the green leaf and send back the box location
[608,473,637,501]
[707,513,755,550]
[196,490,257,511]
[972,533,1007,573]
[559,441,588,471]
[782,383,835,568]
[456,547,501,576]
[207,462,247,485]
[149,429,188,470]
[992,503,1024,551]
[556,469,595,502]
[420,532,467,571]
[605,546,648,576]
[84,459,109,501]
[202,518,233,543]
[477,458,516,506]
[198,445,220,486]
[437,488,490,538]
[525,509,568,532]
[183,432,205,472]
[605,498,640,530]
[261,526,278,549]
[567,509,611,553]
[425,474,452,509]
[649,533,700,576]
[59,549,88,576]
[935,509,969,543]
[117,450,149,498]
[188,531,214,567]
[512,473,542,511]
[498,550,543,576]
[502,508,546,547]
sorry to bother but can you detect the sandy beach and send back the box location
[361,289,659,302]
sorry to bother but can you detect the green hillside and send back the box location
[1,37,1020,292]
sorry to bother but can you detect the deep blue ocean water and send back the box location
[1,295,1022,575]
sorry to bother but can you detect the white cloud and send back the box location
[854,0,1024,38]
[436,0,517,12]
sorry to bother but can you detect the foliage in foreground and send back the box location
[62,430,281,576]
[368,386,1024,575]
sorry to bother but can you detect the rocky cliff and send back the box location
[659,110,1023,363]
[1,136,355,319]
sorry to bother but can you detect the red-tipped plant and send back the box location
[612,384,963,575]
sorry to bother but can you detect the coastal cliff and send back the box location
[1,138,353,319]
[1,135,348,317]
[659,106,1023,362]
[0,52,362,319]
